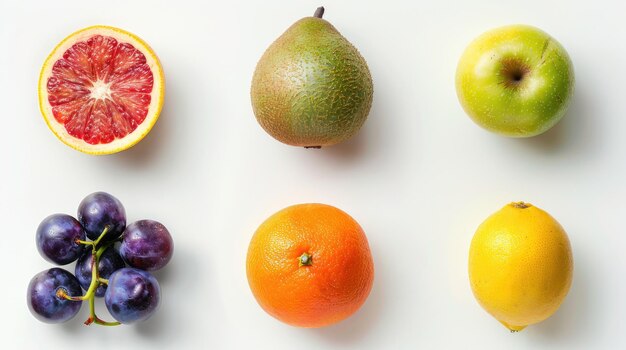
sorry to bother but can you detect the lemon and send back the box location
[468,202,573,331]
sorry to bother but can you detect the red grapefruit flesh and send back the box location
[39,26,164,155]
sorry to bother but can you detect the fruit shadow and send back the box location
[318,124,369,162]
[58,302,91,334]
[132,245,203,342]
[318,93,390,164]
[108,76,180,168]
[514,88,598,155]
[527,247,594,342]
[113,105,173,167]
[310,245,386,345]
[56,298,112,336]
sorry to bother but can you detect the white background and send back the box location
[1,0,624,348]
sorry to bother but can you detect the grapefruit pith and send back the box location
[38,26,164,155]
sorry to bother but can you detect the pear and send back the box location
[251,7,373,148]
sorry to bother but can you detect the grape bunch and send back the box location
[27,192,173,326]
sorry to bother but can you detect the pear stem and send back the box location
[314,6,325,18]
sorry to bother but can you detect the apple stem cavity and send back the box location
[501,58,531,88]
[314,6,325,18]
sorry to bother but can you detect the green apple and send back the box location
[456,25,575,137]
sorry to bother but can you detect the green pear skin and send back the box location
[251,7,373,147]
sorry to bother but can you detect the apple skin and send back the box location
[456,25,575,137]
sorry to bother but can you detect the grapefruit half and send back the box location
[38,26,164,155]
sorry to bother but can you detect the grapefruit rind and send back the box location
[38,25,165,155]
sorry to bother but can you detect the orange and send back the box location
[246,203,374,328]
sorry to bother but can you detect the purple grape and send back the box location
[77,192,126,242]
[75,246,126,297]
[27,268,82,323]
[36,214,86,265]
[104,268,160,324]
[120,220,173,271]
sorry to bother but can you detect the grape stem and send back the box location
[58,227,121,326]
[84,296,120,326]
[92,226,109,247]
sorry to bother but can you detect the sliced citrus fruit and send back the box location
[38,26,164,155]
